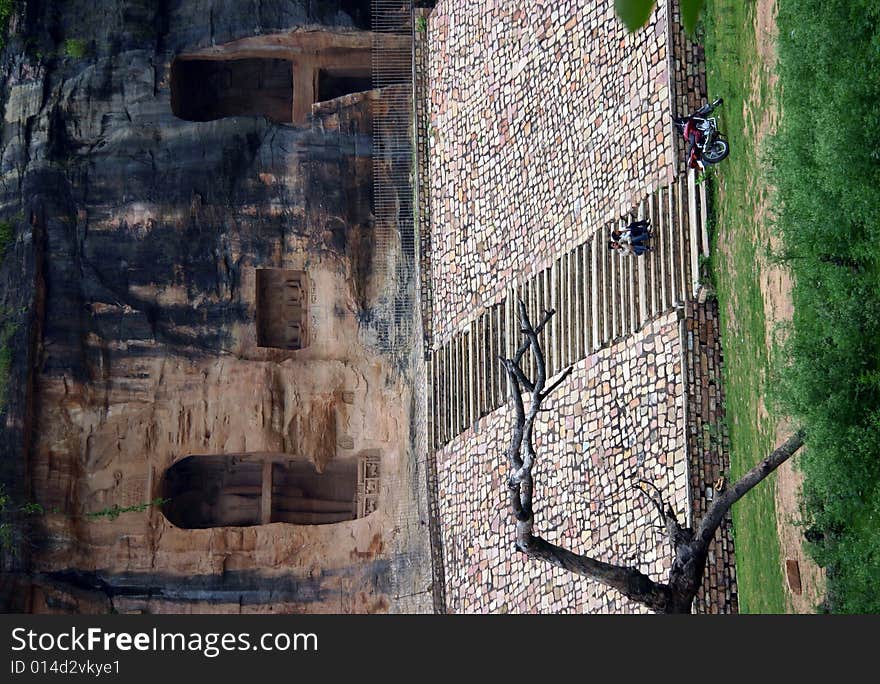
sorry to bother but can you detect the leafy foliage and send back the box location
[64,38,89,59]
[0,320,17,414]
[680,0,706,34]
[0,0,14,51]
[0,221,12,256]
[615,0,705,33]
[0,483,42,558]
[0,485,11,553]
[0,219,21,415]
[769,0,880,613]
[615,0,655,32]
[85,498,169,521]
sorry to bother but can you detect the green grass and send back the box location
[769,0,880,613]
[704,0,880,613]
[702,0,788,613]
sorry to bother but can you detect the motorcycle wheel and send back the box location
[702,138,730,163]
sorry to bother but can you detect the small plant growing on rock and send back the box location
[0,320,18,414]
[0,483,43,558]
[0,486,169,559]
[85,498,169,521]
[0,221,12,256]
[64,38,89,59]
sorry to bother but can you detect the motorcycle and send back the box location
[673,98,729,170]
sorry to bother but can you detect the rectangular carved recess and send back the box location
[256,269,309,350]
[356,450,380,517]
[315,67,372,103]
[171,58,294,123]
[271,457,358,524]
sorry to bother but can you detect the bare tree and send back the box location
[501,301,804,613]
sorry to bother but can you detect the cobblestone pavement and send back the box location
[427,0,673,343]
[422,2,737,613]
[428,174,710,449]
[436,313,687,613]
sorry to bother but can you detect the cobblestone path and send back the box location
[426,0,675,340]
[418,1,734,614]
[429,172,710,448]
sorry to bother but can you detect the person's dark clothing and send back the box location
[626,220,651,243]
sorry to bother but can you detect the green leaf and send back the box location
[680,0,706,34]
[614,0,656,33]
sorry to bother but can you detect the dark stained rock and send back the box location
[0,1,430,613]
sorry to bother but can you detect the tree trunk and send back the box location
[498,302,806,613]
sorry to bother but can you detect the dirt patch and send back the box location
[773,429,826,611]
[752,0,825,612]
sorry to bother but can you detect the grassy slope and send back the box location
[702,0,787,613]
[704,0,880,613]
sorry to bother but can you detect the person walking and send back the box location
[625,219,651,244]
[608,239,633,256]
[609,219,651,256]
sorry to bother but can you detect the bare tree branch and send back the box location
[634,479,666,522]
[542,365,574,400]
[497,301,806,613]
[516,535,673,613]
[500,304,674,610]
[693,430,805,547]
[501,358,526,472]
[510,363,535,394]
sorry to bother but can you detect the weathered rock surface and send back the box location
[0,0,431,613]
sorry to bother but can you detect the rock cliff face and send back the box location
[0,0,431,613]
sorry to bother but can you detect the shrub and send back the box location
[64,38,89,59]
[0,0,15,52]
[771,0,880,613]
[0,321,16,413]
[0,221,12,256]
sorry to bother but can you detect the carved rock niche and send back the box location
[169,30,393,125]
[256,268,309,350]
[159,452,380,528]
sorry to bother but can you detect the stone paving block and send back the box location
[422,1,736,614]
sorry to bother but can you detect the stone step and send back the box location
[429,172,709,448]
[687,169,701,297]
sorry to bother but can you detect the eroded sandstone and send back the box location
[0,0,431,613]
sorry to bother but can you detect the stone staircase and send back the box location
[429,170,711,449]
